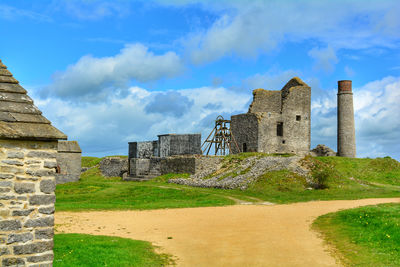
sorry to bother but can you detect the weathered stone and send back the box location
[25,160,41,164]
[0,188,11,193]
[0,173,14,179]
[1,159,24,166]
[14,182,35,194]
[38,206,55,215]
[0,220,22,231]
[0,246,10,255]
[26,169,54,177]
[310,144,337,157]
[40,179,55,194]
[27,151,56,159]
[7,151,24,159]
[0,195,15,200]
[7,233,33,244]
[0,165,23,174]
[24,216,54,228]
[35,228,53,240]
[16,175,39,181]
[13,240,53,255]
[0,181,12,187]
[12,209,34,216]
[43,161,57,168]
[27,253,53,263]
[99,157,128,177]
[29,195,55,205]
[2,257,25,266]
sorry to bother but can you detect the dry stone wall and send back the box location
[0,140,57,267]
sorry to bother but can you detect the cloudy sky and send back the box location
[1,0,399,159]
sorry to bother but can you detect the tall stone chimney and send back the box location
[337,80,356,157]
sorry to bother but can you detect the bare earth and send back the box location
[55,198,400,267]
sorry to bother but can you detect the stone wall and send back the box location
[0,139,57,267]
[230,113,259,154]
[158,134,201,157]
[56,141,81,184]
[129,141,158,159]
[127,155,221,180]
[99,157,128,177]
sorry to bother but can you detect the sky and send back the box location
[1,0,399,159]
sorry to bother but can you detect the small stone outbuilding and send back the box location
[0,59,66,266]
[56,141,82,184]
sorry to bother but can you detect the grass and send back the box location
[54,234,172,266]
[55,155,400,211]
[313,203,400,267]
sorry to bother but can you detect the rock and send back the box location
[310,144,336,157]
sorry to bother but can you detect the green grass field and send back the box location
[55,155,400,211]
[54,234,172,266]
[54,155,400,266]
[313,203,400,267]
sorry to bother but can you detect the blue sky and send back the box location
[1,0,399,159]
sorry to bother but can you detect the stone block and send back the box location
[38,206,55,215]
[34,228,53,240]
[0,173,14,179]
[43,161,57,168]
[2,257,25,266]
[24,216,54,228]
[7,151,24,159]
[26,169,54,177]
[1,159,24,166]
[27,253,53,263]
[29,195,55,205]
[0,181,12,187]
[0,246,10,255]
[0,220,22,231]
[26,151,56,159]
[12,209,34,216]
[40,180,55,194]
[13,240,53,255]
[14,182,35,194]
[7,233,33,244]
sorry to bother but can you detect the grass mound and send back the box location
[313,203,400,267]
[54,234,172,266]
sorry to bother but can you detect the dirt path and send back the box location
[55,198,400,267]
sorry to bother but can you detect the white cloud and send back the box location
[310,76,400,159]
[181,0,400,64]
[33,85,250,156]
[308,47,338,73]
[344,66,355,77]
[42,44,184,100]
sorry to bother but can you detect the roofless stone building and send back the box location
[0,59,66,266]
[231,77,311,155]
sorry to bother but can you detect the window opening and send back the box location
[277,122,283,136]
[243,143,247,152]
[296,115,301,121]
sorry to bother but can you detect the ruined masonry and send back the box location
[231,77,311,155]
[56,141,82,184]
[0,59,67,267]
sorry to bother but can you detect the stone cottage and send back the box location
[0,59,66,266]
[231,77,311,155]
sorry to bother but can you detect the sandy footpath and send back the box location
[55,198,400,267]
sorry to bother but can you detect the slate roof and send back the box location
[0,59,67,140]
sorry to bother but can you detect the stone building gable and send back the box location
[0,59,66,266]
[0,59,66,140]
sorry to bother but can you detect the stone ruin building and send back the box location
[56,141,82,184]
[0,59,66,266]
[231,77,311,155]
[127,134,208,180]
